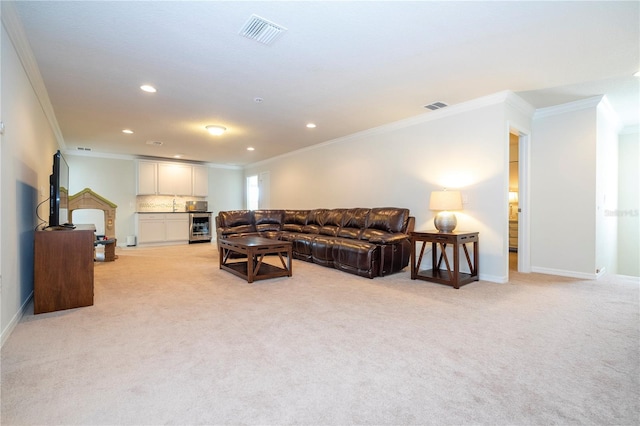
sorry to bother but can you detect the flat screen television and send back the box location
[48,150,73,229]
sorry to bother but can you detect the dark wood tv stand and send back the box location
[34,224,95,314]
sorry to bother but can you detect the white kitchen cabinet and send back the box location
[136,160,206,196]
[137,214,167,243]
[136,161,158,195]
[192,165,209,197]
[158,163,192,195]
[136,213,189,244]
[165,214,189,241]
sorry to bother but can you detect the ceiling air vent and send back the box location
[77,147,92,151]
[239,14,287,45]
[424,101,448,111]
[146,141,163,146]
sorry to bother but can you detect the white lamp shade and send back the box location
[429,190,463,211]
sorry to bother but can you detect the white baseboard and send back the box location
[531,266,597,280]
[480,273,508,283]
[1,292,33,348]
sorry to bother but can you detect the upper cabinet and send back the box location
[136,160,209,196]
[192,165,209,197]
[137,161,158,195]
[158,163,192,195]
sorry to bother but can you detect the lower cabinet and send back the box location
[136,213,189,244]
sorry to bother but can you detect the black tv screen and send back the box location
[48,150,71,228]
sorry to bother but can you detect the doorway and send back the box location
[508,127,531,274]
[509,132,519,270]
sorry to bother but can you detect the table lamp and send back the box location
[430,190,463,233]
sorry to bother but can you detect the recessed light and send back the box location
[247,147,255,151]
[174,154,183,159]
[306,123,317,128]
[122,129,134,134]
[254,97,264,103]
[140,85,157,93]
[205,125,226,136]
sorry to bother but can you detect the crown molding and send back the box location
[533,95,604,120]
[247,90,517,169]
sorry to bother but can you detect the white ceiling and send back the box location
[11,1,640,166]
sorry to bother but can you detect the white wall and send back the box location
[618,128,640,277]
[208,165,244,221]
[1,23,59,344]
[531,97,613,278]
[64,154,136,242]
[595,100,620,275]
[245,92,525,283]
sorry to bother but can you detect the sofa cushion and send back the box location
[283,210,309,232]
[366,208,409,233]
[338,208,369,239]
[319,209,346,236]
[302,209,328,234]
[218,210,255,235]
[254,210,284,232]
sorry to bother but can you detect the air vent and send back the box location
[146,141,163,146]
[77,147,92,151]
[424,101,448,110]
[239,14,287,45]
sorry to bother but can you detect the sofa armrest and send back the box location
[368,233,409,244]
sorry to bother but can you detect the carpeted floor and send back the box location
[1,243,639,425]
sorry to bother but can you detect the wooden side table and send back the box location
[410,230,479,289]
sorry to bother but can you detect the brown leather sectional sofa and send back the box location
[215,208,415,278]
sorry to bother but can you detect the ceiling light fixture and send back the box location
[122,129,134,134]
[306,123,317,128]
[634,71,640,77]
[247,147,255,151]
[205,125,226,136]
[140,85,157,93]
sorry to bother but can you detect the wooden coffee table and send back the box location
[218,236,292,283]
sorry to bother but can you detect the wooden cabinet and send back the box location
[192,165,209,197]
[136,161,208,196]
[34,225,95,314]
[509,220,518,252]
[136,213,189,244]
[136,161,158,195]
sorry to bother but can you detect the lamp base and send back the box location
[434,211,457,233]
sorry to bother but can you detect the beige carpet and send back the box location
[1,243,639,425]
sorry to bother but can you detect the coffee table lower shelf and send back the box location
[221,261,291,282]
